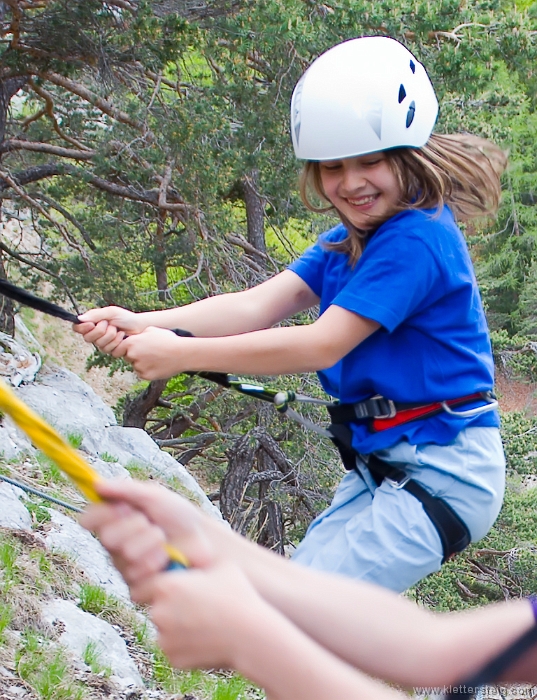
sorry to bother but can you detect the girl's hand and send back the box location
[80,500,171,598]
[73,306,144,354]
[111,326,187,379]
[80,480,216,601]
[141,564,272,670]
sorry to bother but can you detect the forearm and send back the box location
[134,271,318,337]
[136,290,276,337]
[204,517,535,687]
[179,324,336,375]
[86,481,537,690]
[236,604,402,700]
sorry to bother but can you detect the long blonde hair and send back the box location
[299,133,508,265]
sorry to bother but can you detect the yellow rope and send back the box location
[0,379,188,568]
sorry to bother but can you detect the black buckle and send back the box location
[353,396,396,421]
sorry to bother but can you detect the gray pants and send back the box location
[292,427,506,592]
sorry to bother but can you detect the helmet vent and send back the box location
[406,100,416,127]
[398,84,406,103]
[409,59,416,73]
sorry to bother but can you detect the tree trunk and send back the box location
[123,379,168,428]
[0,249,14,335]
[154,212,169,303]
[0,76,27,335]
[242,169,266,257]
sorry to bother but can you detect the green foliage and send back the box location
[0,602,14,642]
[16,630,85,700]
[77,583,122,621]
[82,641,112,677]
[4,0,537,622]
[490,330,537,381]
[411,409,537,610]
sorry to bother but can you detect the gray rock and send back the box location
[12,359,221,518]
[41,598,144,690]
[86,454,131,480]
[81,426,222,517]
[16,365,117,440]
[0,332,41,386]
[0,483,32,530]
[0,419,34,460]
[45,509,130,601]
[14,316,45,354]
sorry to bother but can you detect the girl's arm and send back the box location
[81,481,537,689]
[74,271,318,349]
[111,302,379,379]
[143,563,403,700]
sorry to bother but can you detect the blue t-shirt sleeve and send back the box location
[288,241,328,298]
[334,233,443,332]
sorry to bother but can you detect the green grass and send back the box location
[82,640,112,677]
[0,536,20,590]
[78,583,122,621]
[152,648,262,699]
[66,433,84,449]
[99,451,118,463]
[0,602,13,642]
[27,501,52,526]
[36,453,69,487]
[16,629,85,700]
[125,462,200,504]
[125,460,152,480]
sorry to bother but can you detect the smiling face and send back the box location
[318,152,402,231]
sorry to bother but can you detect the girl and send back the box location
[75,36,507,593]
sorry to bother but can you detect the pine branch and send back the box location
[0,139,95,159]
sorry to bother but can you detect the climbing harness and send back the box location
[0,281,499,563]
[325,421,472,562]
[0,282,530,695]
[327,392,498,433]
[0,379,188,569]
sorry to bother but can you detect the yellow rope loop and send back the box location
[0,379,188,568]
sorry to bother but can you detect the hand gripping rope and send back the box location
[0,279,335,438]
[0,379,188,570]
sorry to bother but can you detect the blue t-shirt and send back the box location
[288,207,499,453]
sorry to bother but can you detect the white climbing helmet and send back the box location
[290,36,438,161]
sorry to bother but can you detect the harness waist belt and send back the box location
[327,391,497,433]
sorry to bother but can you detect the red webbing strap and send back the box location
[371,392,486,432]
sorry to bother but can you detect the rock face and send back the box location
[0,483,33,530]
[41,599,144,690]
[11,359,220,518]
[0,323,225,699]
[44,510,131,601]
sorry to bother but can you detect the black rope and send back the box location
[0,473,82,512]
[0,279,80,324]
